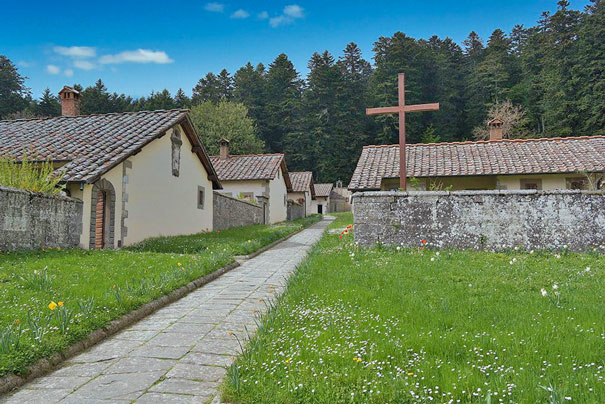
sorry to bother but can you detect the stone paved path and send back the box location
[2,217,332,404]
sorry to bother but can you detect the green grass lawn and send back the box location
[223,212,605,403]
[0,215,321,376]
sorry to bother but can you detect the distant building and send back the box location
[288,171,315,217]
[210,140,292,224]
[349,131,605,192]
[312,183,333,214]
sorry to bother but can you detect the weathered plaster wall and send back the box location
[125,125,213,245]
[213,191,264,230]
[310,196,329,214]
[269,175,288,223]
[380,173,594,192]
[287,200,305,221]
[353,190,605,251]
[0,186,82,250]
[218,176,287,224]
[288,191,312,216]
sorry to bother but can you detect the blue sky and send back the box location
[3,0,591,98]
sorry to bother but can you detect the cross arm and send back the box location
[366,106,400,116]
[403,103,440,113]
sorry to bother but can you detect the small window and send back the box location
[197,186,205,209]
[566,178,587,190]
[520,179,542,190]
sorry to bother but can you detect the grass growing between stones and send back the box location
[0,215,321,376]
[223,212,605,403]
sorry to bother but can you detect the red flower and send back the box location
[339,235,343,239]
[420,239,427,245]
[419,246,424,250]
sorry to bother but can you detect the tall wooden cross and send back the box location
[366,73,440,190]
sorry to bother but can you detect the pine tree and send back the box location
[539,1,583,136]
[139,89,175,110]
[462,31,487,132]
[174,88,190,108]
[233,62,267,139]
[574,0,605,135]
[263,54,302,152]
[217,69,233,100]
[192,73,221,104]
[369,32,428,144]
[336,43,373,181]
[35,88,61,117]
[0,55,30,119]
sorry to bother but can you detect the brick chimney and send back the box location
[219,138,230,159]
[58,86,81,116]
[488,118,504,141]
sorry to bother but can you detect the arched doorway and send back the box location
[89,179,116,249]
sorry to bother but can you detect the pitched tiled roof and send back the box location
[0,109,221,187]
[289,171,314,192]
[209,153,292,190]
[314,183,333,197]
[349,136,605,191]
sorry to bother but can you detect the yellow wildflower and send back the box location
[58,301,64,307]
[48,301,57,310]
[177,262,182,266]
[408,372,414,376]
[285,359,291,364]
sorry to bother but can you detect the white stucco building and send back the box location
[288,171,315,217]
[209,140,292,224]
[0,86,222,249]
[311,183,333,214]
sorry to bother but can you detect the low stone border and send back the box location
[0,225,310,396]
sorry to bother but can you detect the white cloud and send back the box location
[269,4,304,27]
[205,2,224,12]
[283,4,304,18]
[64,69,74,77]
[74,60,96,70]
[46,64,61,75]
[269,16,288,27]
[99,49,174,64]
[231,9,249,19]
[17,61,32,68]
[257,11,268,19]
[53,46,96,58]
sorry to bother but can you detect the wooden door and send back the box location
[94,190,106,249]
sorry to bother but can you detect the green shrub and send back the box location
[0,156,63,194]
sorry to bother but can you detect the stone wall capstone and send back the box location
[287,200,304,221]
[0,186,83,250]
[213,191,265,230]
[353,190,605,251]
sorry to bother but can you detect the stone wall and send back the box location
[353,190,605,251]
[287,200,305,221]
[213,191,265,230]
[0,186,83,250]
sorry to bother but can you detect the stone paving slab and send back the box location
[1,217,332,404]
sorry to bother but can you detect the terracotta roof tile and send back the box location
[314,183,333,197]
[0,109,220,186]
[289,171,313,193]
[348,136,605,191]
[210,154,285,181]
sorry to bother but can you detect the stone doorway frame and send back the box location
[89,179,116,249]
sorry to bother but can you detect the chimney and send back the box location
[488,118,504,141]
[219,138,230,159]
[59,86,81,116]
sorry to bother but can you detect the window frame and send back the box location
[197,186,205,209]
